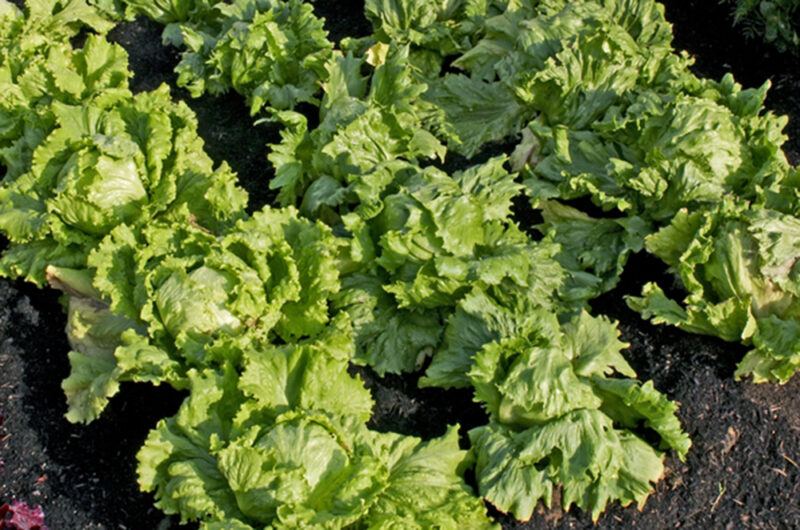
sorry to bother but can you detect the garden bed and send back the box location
[1,1,799,528]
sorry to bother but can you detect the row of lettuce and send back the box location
[0,0,699,527]
[130,0,800,382]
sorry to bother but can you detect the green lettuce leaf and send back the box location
[330,156,568,377]
[5,0,116,37]
[44,265,181,423]
[371,157,527,304]
[238,314,375,422]
[420,260,565,390]
[122,0,217,24]
[364,425,498,529]
[332,273,443,376]
[423,75,525,158]
[361,0,503,78]
[0,10,131,182]
[522,74,790,221]
[423,0,676,157]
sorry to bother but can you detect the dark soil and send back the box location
[2,2,799,529]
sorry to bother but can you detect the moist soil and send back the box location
[1,2,799,529]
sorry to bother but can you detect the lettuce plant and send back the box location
[268,46,447,210]
[629,201,800,383]
[423,0,677,157]
[124,0,334,114]
[0,84,247,285]
[137,330,496,529]
[51,206,341,423]
[0,0,127,182]
[113,0,697,523]
[468,309,690,521]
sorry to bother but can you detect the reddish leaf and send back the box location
[0,501,48,530]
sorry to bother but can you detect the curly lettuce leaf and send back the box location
[51,204,344,423]
[333,273,443,376]
[423,0,676,156]
[423,75,525,158]
[326,156,568,378]
[361,0,504,78]
[122,0,217,24]
[522,75,791,221]
[44,265,181,423]
[4,0,116,39]
[364,0,468,50]
[364,425,498,529]
[420,250,565,389]
[238,314,374,422]
[0,19,131,182]
[371,157,533,306]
